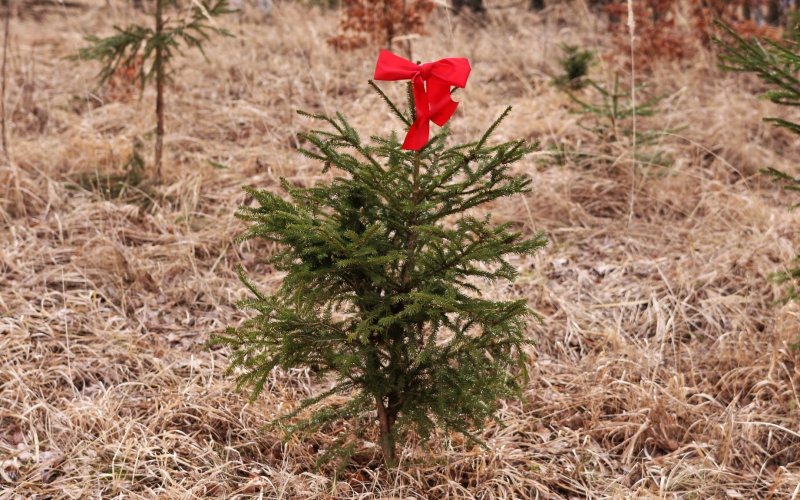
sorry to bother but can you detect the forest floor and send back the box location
[2,1,800,498]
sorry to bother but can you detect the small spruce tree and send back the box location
[77,0,232,178]
[216,64,546,468]
[552,70,675,171]
[553,43,594,90]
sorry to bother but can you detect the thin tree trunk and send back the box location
[766,0,781,26]
[375,395,397,467]
[452,0,485,15]
[154,0,165,178]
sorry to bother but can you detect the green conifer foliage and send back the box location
[553,43,594,90]
[716,22,800,136]
[215,82,546,468]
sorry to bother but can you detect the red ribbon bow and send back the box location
[373,50,471,151]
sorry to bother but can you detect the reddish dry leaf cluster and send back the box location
[605,0,782,68]
[328,0,435,51]
[604,0,689,64]
[691,0,782,43]
[106,55,144,102]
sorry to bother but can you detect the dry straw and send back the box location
[626,0,637,222]
[1,1,799,498]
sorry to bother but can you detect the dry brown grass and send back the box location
[2,1,800,498]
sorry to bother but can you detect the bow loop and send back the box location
[373,50,420,80]
[373,49,471,150]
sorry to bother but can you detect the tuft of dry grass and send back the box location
[1,1,799,497]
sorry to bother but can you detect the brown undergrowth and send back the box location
[1,1,799,498]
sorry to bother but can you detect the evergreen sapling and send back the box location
[553,43,594,90]
[216,51,546,468]
[551,54,679,173]
[77,0,232,178]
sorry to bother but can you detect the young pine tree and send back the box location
[553,43,594,91]
[77,0,232,178]
[552,68,674,171]
[216,52,546,468]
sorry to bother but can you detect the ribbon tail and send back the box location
[402,76,430,150]
[411,76,428,122]
[427,78,459,126]
[403,118,430,151]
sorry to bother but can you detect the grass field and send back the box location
[2,1,800,497]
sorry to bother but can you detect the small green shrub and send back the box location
[553,43,594,90]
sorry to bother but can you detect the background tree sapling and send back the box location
[77,0,232,178]
[550,44,677,173]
